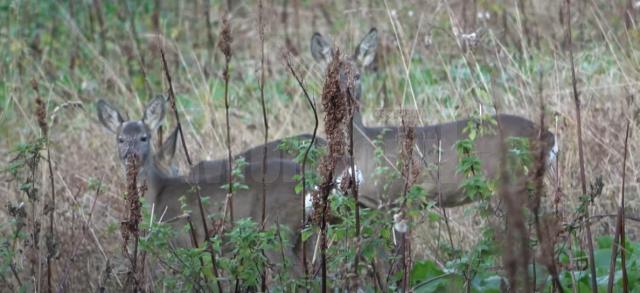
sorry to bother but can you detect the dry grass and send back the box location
[1,0,640,290]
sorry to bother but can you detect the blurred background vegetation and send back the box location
[2,0,640,291]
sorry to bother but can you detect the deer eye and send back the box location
[118,138,125,143]
[140,136,148,142]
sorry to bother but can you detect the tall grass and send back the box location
[1,0,640,291]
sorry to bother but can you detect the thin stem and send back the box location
[566,1,597,291]
[160,49,223,292]
[160,50,193,165]
[259,1,269,291]
[285,53,317,287]
[607,121,630,293]
[347,89,361,285]
[186,216,209,288]
[220,16,235,223]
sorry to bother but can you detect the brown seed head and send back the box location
[400,114,419,187]
[218,16,233,61]
[32,80,48,137]
[314,50,349,223]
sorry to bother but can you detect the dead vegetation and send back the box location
[1,0,640,291]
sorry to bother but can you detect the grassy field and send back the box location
[2,0,640,291]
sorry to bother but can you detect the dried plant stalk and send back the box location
[33,80,57,293]
[285,53,319,283]
[566,1,597,291]
[258,1,269,290]
[315,51,346,292]
[161,48,223,292]
[218,15,235,223]
[121,154,144,292]
[607,121,631,292]
[399,114,418,292]
[532,75,564,292]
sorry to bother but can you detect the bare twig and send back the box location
[258,0,268,234]
[607,121,630,293]
[566,1,597,291]
[160,49,223,292]
[349,90,362,286]
[160,50,193,165]
[285,52,319,286]
[258,1,269,291]
[34,81,56,293]
[590,214,640,224]
[436,139,454,250]
[532,73,564,292]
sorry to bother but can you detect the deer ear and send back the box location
[310,32,333,62]
[354,28,378,67]
[143,96,165,130]
[96,100,124,133]
[157,126,179,164]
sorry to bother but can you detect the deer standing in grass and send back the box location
[310,28,557,209]
[188,133,325,180]
[175,28,556,211]
[96,97,307,276]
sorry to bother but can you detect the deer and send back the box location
[188,133,326,181]
[96,97,309,276]
[310,28,557,209]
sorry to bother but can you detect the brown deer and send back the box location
[188,133,325,181]
[96,97,307,275]
[310,28,557,209]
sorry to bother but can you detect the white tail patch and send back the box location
[335,165,364,193]
[547,134,559,166]
[305,192,314,215]
[393,213,408,234]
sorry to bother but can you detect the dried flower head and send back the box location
[400,113,419,187]
[218,15,233,61]
[314,50,348,223]
[121,154,143,250]
[32,80,48,137]
[317,50,347,178]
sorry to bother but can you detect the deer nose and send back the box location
[121,145,143,163]
[123,152,143,168]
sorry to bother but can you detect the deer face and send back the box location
[116,121,153,165]
[310,28,378,101]
[97,97,165,168]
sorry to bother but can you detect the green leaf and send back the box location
[411,260,444,286]
[596,235,613,249]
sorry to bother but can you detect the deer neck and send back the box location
[352,110,365,129]
[136,158,171,208]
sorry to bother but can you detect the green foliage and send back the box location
[322,191,395,290]
[277,136,325,167]
[506,136,534,174]
[455,137,491,202]
[3,0,640,291]
[220,156,249,192]
[372,129,401,198]
[0,139,49,291]
[277,137,324,194]
[139,203,299,291]
[219,219,283,290]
